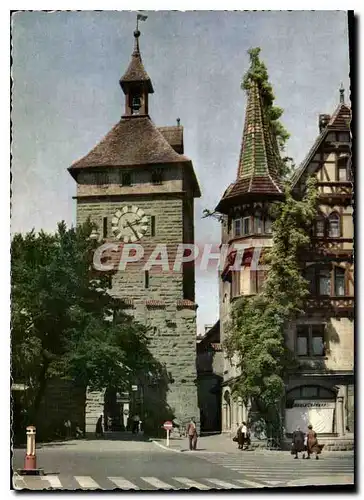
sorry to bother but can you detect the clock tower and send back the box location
[68,27,201,434]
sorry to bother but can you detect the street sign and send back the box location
[131,385,138,391]
[163,421,173,430]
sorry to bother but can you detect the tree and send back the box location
[224,178,318,439]
[11,220,164,427]
[242,47,294,180]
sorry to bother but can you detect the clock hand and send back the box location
[126,220,139,239]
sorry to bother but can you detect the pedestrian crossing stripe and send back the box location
[108,477,139,490]
[140,477,175,489]
[237,479,267,488]
[74,476,100,489]
[41,475,62,488]
[173,477,210,490]
[204,478,241,489]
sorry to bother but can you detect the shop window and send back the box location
[334,267,346,296]
[328,212,341,238]
[296,325,325,357]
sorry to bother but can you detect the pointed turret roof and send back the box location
[216,80,284,213]
[119,29,154,93]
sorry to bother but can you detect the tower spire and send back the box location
[339,82,345,104]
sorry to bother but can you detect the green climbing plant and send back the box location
[224,177,318,440]
[242,47,294,180]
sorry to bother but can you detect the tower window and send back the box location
[242,217,251,235]
[151,216,156,237]
[144,270,149,289]
[233,219,241,237]
[121,172,131,186]
[151,169,163,184]
[264,218,272,234]
[96,172,108,185]
[103,217,108,238]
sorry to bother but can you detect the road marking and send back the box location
[264,480,284,485]
[108,477,139,490]
[74,476,100,489]
[41,475,62,489]
[204,478,241,489]
[151,440,181,453]
[141,477,174,489]
[236,479,266,488]
[172,477,210,490]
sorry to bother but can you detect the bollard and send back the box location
[17,426,44,475]
[24,425,37,470]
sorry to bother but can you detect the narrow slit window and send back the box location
[145,270,149,289]
[103,217,108,238]
[151,216,156,237]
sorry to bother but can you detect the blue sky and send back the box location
[11,10,350,334]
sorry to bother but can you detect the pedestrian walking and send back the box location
[132,414,140,434]
[64,419,71,439]
[240,421,250,450]
[186,418,198,451]
[233,423,243,449]
[95,414,104,438]
[291,426,305,459]
[305,424,323,460]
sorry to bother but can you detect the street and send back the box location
[12,434,354,490]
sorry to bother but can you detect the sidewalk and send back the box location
[152,433,355,456]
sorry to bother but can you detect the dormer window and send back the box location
[151,169,163,184]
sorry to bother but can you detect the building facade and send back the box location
[287,90,353,445]
[196,321,223,434]
[68,28,201,434]
[216,70,353,447]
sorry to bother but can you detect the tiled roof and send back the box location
[291,103,351,190]
[216,80,283,212]
[69,116,191,171]
[119,32,154,93]
[158,126,183,149]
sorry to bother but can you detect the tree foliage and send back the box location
[224,178,318,437]
[11,220,163,424]
[242,47,294,180]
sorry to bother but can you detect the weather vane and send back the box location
[136,11,148,32]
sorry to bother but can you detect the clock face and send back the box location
[111,205,149,242]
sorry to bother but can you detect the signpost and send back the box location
[163,420,173,447]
